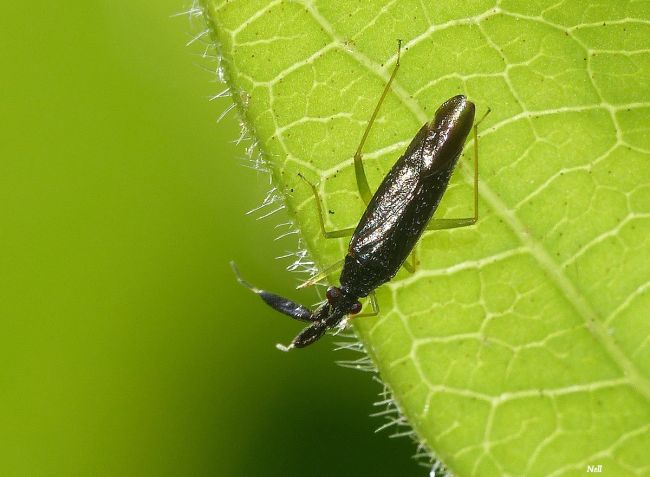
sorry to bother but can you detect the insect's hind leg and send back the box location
[403,108,490,274]
[300,42,403,238]
[355,41,417,275]
[425,107,491,233]
[353,40,402,206]
[299,173,356,239]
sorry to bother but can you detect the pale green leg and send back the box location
[354,292,379,317]
[301,41,489,282]
[424,107,490,233]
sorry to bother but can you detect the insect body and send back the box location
[233,43,487,350]
[340,95,475,297]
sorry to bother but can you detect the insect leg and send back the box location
[354,291,380,317]
[402,248,418,274]
[353,40,402,206]
[231,261,316,322]
[425,107,491,232]
[296,258,345,289]
[425,217,477,230]
[298,173,357,238]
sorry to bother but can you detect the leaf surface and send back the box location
[202,1,650,475]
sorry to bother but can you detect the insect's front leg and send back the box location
[296,258,345,290]
[353,291,380,317]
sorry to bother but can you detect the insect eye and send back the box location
[326,286,341,304]
[349,302,362,315]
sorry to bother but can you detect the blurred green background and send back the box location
[0,1,422,475]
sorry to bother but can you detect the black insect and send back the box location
[233,41,489,351]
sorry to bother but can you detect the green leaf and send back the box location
[201,1,650,475]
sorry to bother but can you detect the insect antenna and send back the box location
[230,261,315,323]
